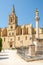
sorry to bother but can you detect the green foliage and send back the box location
[0,38,2,52]
[12,48,16,50]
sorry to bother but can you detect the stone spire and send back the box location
[12,5,15,14]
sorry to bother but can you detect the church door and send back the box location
[10,42,12,48]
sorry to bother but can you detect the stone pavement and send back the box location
[0,50,43,65]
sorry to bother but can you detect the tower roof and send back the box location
[35,8,39,16]
[36,8,39,12]
[12,5,15,13]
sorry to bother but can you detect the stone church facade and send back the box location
[0,5,43,54]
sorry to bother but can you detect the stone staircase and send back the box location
[0,50,9,59]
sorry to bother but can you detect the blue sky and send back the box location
[0,0,43,28]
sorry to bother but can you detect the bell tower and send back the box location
[8,5,18,48]
[8,5,18,30]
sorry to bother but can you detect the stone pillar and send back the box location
[36,21,39,38]
[29,44,35,57]
[35,8,40,38]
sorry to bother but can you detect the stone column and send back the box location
[35,8,40,38]
[29,44,35,57]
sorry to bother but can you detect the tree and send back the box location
[0,38,2,52]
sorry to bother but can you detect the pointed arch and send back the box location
[26,27,28,34]
[16,27,19,35]
[2,28,7,37]
[16,26,22,35]
[23,26,26,35]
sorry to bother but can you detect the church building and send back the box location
[0,5,43,55]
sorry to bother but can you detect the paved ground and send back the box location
[0,50,43,65]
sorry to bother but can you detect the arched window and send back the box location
[10,17,13,23]
[19,27,22,35]
[20,28,22,34]
[2,28,7,37]
[16,27,19,35]
[26,28,28,34]
[10,42,12,48]
[12,32,14,36]
[23,26,26,35]
[16,27,22,35]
